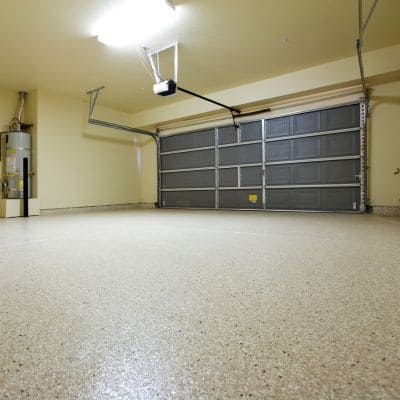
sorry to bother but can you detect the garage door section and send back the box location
[160,103,364,212]
[161,129,216,208]
[218,122,263,209]
[265,104,362,211]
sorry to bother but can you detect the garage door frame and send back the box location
[160,100,367,212]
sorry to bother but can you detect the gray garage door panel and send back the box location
[266,159,360,186]
[293,136,323,160]
[292,163,323,185]
[292,189,322,210]
[293,111,321,135]
[241,121,262,142]
[325,188,360,211]
[162,170,215,189]
[266,141,291,162]
[266,189,292,209]
[161,129,214,152]
[266,187,360,211]
[161,149,215,170]
[219,168,238,187]
[219,126,237,145]
[266,165,291,185]
[266,131,360,162]
[162,190,215,208]
[265,104,360,139]
[324,160,360,183]
[321,105,360,131]
[266,116,290,138]
[219,190,263,209]
[241,166,263,186]
[324,132,360,157]
[219,143,262,166]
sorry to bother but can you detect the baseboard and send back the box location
[0,198,40,218]
[371,206,400,217]
[40,203,156,215]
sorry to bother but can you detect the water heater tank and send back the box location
[1,131,32,199]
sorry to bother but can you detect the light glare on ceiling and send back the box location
[94,0,177,47]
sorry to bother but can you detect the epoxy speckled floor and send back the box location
[0,209,399,399]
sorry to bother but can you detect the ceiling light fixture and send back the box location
[94,0,177,47]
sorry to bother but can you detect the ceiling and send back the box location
[0,0,399,113]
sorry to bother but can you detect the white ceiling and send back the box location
[0,0,399,113]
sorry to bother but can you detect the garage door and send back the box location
[160,103,366,212]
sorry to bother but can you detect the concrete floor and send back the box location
[0,210,399,400]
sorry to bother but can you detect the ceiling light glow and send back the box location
[94,0,177,47]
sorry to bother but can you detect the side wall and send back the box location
[36,90,142,210]
[1,88,143,210]
[138,136,157,205]
[0,89,19,132]
[369,81,400,208]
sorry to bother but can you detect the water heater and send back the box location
[1,131,32,199]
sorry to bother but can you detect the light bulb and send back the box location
[94,0,177,47]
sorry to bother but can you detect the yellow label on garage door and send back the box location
[249,194,258,203]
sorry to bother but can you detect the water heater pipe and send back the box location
[9,91,28,132]
[17,91,27,122]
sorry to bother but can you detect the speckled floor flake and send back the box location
[0,209,399,399]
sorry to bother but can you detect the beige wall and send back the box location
[0,88,19,132]
[0,88,143,209]
[36,90,143,210]
[369,81,400,207]
[138,136,157,204]
[130,44,400,128]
